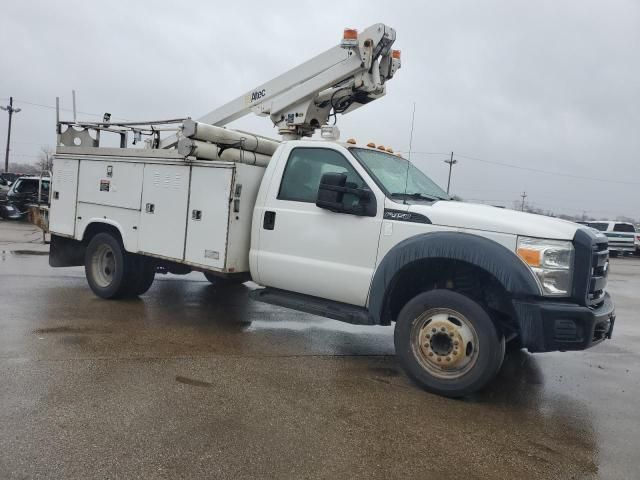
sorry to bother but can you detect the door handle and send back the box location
[192,209,202,220]
[263,211,276,230]
[145,203,155,213]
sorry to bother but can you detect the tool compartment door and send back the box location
[49,158,79,236]
[184,166,234,270]
[138,164,190,260]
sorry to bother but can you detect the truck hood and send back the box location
[409,201,581,240]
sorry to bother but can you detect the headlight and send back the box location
[517,237,574,296]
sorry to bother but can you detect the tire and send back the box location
[128,255,156,296]
[505,336,523,353]
[84,232,136,299]
[394,289,505,398]
[203,272,246,286]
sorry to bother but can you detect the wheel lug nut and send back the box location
[431,328,436,333]
[428,352,434,357]
[441,327,446,332]
[436,357,442,362]
[446,357,451,362]
[453,341,459,346]
[425,334,431,339]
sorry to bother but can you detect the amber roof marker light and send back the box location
[341,28,359,48]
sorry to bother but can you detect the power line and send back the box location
[452,152,639,186]
[400,151,450,156]
[1,97,130,121]
[406,150,639,187]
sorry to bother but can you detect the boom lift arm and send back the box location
[55,24,400,156]
[165,23,400,145]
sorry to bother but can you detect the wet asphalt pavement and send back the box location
[1,242,639,479]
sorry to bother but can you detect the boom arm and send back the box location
[163,23,400,145]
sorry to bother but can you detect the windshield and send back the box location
[350,148,450,201]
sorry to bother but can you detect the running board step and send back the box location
[250,288,374,325]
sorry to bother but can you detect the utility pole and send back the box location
[1,97,21,173]
[444,152,457,195]
[520,191,527,211]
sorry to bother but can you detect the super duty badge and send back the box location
[383,209,431,224]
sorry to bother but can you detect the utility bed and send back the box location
[49,147,266,274]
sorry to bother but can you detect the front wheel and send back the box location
[394,289,505,398]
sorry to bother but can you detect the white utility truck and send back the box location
[47,24,615,397]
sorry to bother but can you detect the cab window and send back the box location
[613,223,635,232]
[587,222,608,232]
[13,179,39,194]
[278,148,367,203]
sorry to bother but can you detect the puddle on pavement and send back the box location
[175,376,213,388]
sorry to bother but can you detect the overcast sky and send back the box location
[1,0,638,219]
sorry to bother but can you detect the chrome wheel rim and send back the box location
[410,308,480,379]
[92,244,116,288]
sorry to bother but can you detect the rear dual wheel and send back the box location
[85,233,155,299]
[394,289,505,398]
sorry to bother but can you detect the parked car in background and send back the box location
[0,172,23,185]
[0,177,19,219]
[587,221,636,256]
[4,176,50,219]
[0,177,10,199]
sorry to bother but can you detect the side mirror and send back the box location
[316,172,376,217]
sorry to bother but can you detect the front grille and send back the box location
[589,239,609,307]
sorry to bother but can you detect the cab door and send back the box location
[255,145,383,307]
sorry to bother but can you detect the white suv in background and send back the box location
[587,221,636,256]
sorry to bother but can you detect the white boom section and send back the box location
[181,119,279,156]
[177,138,272,167]
[162,23,400,146]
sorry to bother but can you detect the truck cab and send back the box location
[247,139,615,396]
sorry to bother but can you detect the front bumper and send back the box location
[512,293,615,353]
[609,246,635,253]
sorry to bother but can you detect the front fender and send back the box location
[368,231,541,324]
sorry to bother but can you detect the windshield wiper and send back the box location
[390,192,440,201]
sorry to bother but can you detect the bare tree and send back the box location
[36,146,54,172]
[1,162,38,174]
